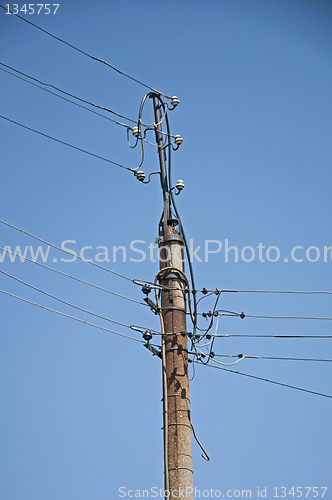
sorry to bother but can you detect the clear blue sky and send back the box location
[1,0,332,499]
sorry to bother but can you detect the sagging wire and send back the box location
[188,291,223,364]
[195,346,246,367]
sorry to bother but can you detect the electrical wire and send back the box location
[195,346,245,366]
[0,246,146,306]
[193,360,332,399]
[218,289,332,295]
[164,108,198,334]
[245,314,332,321]
[213,310,332,321]
[0,289,144,343]
[0,115,135,172]
[213,354,332,362]
[159,287,332,295]
[0,5,169,97]
[0,219,143,284]
[0,64,135,125]
[0,269,152,333]
[215,333,332,338]
[0,65,173,154]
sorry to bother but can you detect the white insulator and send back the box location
[174,134,183,146]
[171,96,180,107]
[176,179,185,191]
[132,126,139,137]
[136,171,145,182]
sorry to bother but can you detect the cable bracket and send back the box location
[143,296,159,314]
[143,343,162,358]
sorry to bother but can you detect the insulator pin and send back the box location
[136,171,146,182]
[171,96,180,107]
[174,134,183,146]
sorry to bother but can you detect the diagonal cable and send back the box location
[0,289,143,343]
[0,63,135,125]
[0,115,135,172]
[0,5,169,97]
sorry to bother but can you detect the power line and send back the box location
[0,219,141,284]
[0,269,152,333]
[0,115,135,172]
[0,246,146,306]
[0,63,136,125]
[0,4,169,97]
[193,360,332,399]
[204,288,332,295]
[215,334,332,338]
[245,314,332,321]
[213,354,332,362]
[0,289,144,343]
[215,311,332,321]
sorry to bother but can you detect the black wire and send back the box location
[0,289,144,343]
[215,334,332,338]
[0,219,138,283]
[214,310,332,321]
[199,292,222,339]
[246,314,332,320]
[0,62,136,124]
[193,361,332,399]
[0,66,130,126]
[0,5,168,97]
[194,292,223,365]
[0,269,151,333]
[0,115,134,172]
[164,109,198,335]
[213,354,332,362]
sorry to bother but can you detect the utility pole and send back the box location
[151,94,194,500]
